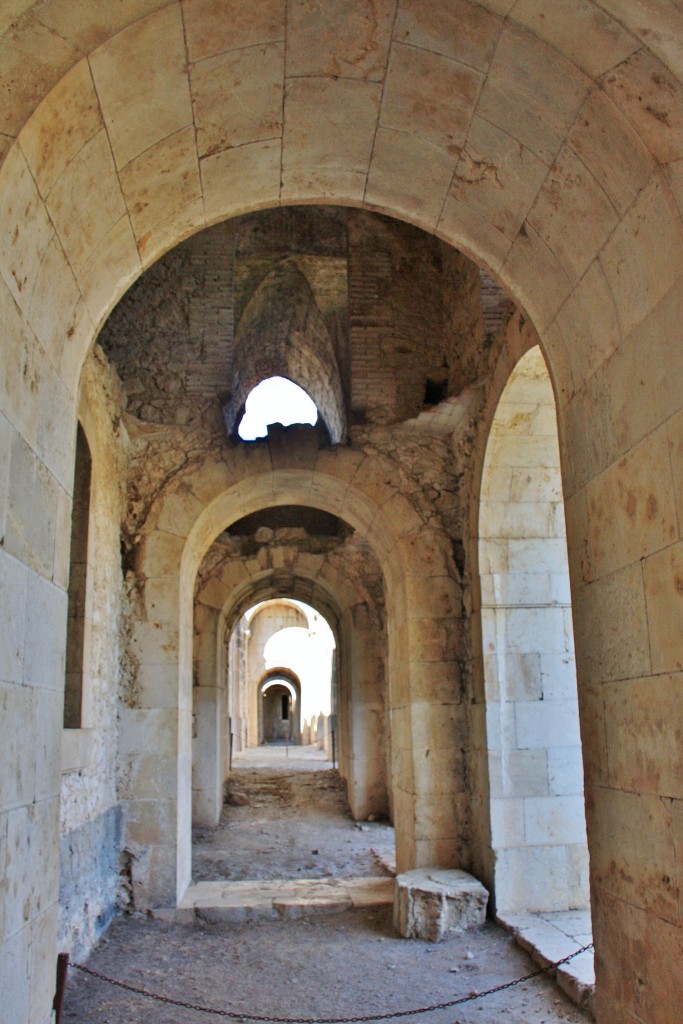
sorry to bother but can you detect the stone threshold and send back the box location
[154,876,394,924]
[496,910,595,1019]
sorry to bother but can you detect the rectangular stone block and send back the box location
[592,889,683,1024]
[0,146,54,319]
[603,673,683,798]
[528,142,619,282]
[394,868,488,941]
[547,747,585,797]
[29,904,59,1024]
[600,177,683,340]
[490,796,526,846]
[501,749,549,798]
[23,571,67,691]
[485,653,543,702]
[586,424,677,582]
[587,786,678,923]
[524,795,587,846]
[0,682,35,810]
[643,540,683,674]
[366,127,456,228]
[89,5,193,169]
[507,538,569,574]
[494,844,584,913]
[0,924,30,1024]
[540,653,577,700]
[515,699,581,750]
[572,563,650,683]
[501,606,569,656]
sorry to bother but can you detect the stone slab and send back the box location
[156,875,394,924]
[394,868,489,942]
[497,909,595,1018]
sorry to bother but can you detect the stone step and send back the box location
[225,768,348,810]
[155,876,394,924]
[496,911,595,1019]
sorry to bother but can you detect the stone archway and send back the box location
[258,671,302,746]
[2,7,683,1021]
[479,346,588,916]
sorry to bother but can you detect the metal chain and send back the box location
[70,942,593,1022]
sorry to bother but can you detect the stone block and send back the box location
[512,0,637,80]
[24,571,67,691]
[120,126,203,245]
[282,77,380,202]
[490,797,525,846]
[528,142,619,282]
[287,0,394,79]
[586,425,677,583]
[515,699,581,750]
[602,46,683,165]
[0,682,35,810]
[5,433,60,579]
[540,654,578,701]
[20,59,102,199]
[191,42,283,158]
[587,787,678,923]
[486,651,538,706]
[438,194,511,273]
[33,687,62,802]
[547,747,585,797]
[366,127,455,228]
[600,178,683,340]
[382,42,482,153]
[501,606,569,656]
[28,904,59,1024]
[501,749,549,798]
[494,845,586,914]
[507,537,569,574]
[643,541,683,674]
[76,213,141,325]
[0,551,28,686]
[572,563,650,684]
[27,234,80,374]
[524,795,588,846]
[0,924,30,1024]
[477,24,589,168]
[603,673,683,798]
[89,6,193,170]
[0,145,54,319]
[394,868,488,941]
[46,129,126,277]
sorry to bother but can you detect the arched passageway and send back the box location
[2,7,683,1023]
[479,347,588,915]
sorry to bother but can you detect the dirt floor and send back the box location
[61,746,591,1024]
[193,745,395,881]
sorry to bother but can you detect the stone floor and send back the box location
[191,744,594,1015]
[61,745,594,1022]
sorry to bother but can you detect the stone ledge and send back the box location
[154,876,394,924]
[496,911,595,1019]
[394,868,489,942]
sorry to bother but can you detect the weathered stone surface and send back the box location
[2,6,683,1019]
[394,868,489,941]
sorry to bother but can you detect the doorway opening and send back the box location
[479,347,590,917]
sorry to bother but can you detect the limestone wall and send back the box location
[479,347,587,913]
[58,348,129,957]
[3,7,683,1017]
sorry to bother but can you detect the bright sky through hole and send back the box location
[238,376,318,440]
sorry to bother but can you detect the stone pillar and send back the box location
[192,604,223,826]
